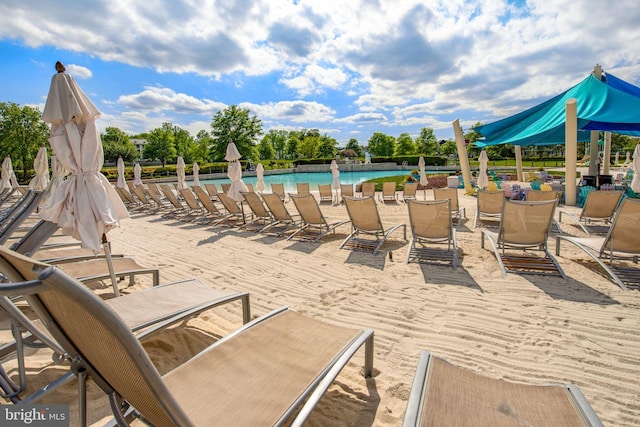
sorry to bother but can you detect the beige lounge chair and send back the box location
[361,182,376,199]
[142,184,168,210]
[296,182,310,195]
[221,183,231,193]
[240,191,274,230]
[318,184,333,202]
[191,185,228,224]
[0,246,250,408]
[526,190,562,233]
[245,183,254,192]
[405,200,457,269]
[556,197,640,291]
[271,183,286,202]
[340,196,406,255]
[380,182,398,203]
[473,189,505,228]
[217,193,246,225]
[159,184,187,218]
[178,188,205,221]
[261,193,302,236]
[481,199,564,278]
[340,184,354,202]
[401,182,418,202]
[403,350,603,427]
[0,246,373,426]
[204,183,220,201]
[433,188,466,224]
[288,194,350,243]
[557,190,623,235]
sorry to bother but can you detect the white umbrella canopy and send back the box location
[615,151,620,165]
[1,156,18,190]
[133,163,143,186]
[330,160,340,189]
[477,150,489,189]
[44,155,66,202]
[225,142,248,202]
[39,64,128,254]
[29,146,50,190]
[176,156,187,190]
[626,151,631,164]
[116,157,126,188]
[418,156,428,186]
[255,163,266,192]
[192,162,200,187]
[631,144,640,193]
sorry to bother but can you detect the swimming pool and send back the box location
[200,170,413,192]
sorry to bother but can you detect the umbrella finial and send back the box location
[55,61,66,73]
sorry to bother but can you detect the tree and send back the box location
[466,122,484,158]
[101,127,138,162]
[173,126,195,162]
[285,131,301,159]
[394,132,416,156]
[143,123,177,167]
[415,127,438,155]
[209,105,262,161]
[297,134,320,158]
[317,135,338,158]
[439,139,458,157]
[344,138,364,157]
[264,129,288,159]
[257,135,276,160]
[367,132,395,157]
[193,130,213,162]
[0,102,49,181]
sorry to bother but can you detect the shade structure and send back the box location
[39,69,128,253]
[330,160,340,189]
[29,147,50,191]
[225,142,248,202]
[116,157,126,188]
[255,163,266,192]
[176,156,187,190]
[133,163,143,186]
[192,162,200,187]
[1,157,18,190]
[475,73,640,147]
[418,156,428,186]
[632,145,640,193]
[477,150,489,189]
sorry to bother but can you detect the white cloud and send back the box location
[118,87,226,115]
[65,64,92,79]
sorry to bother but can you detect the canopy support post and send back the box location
[452,119,473,194]
[514,145,524,182]
[565,99,578,206]
[603,131,611,175]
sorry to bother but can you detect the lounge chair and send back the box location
[217,193,246,226]
[240,191,274,230]
[361,182,376,199]
[129,185,157,212]
[481,199,565,278]
[296,182,310,195]
[340,196,406,255]
[159,184,187,218]
[433,188,466,224]
[245,183,254,192]
[261,193,302,236]
[271,182,286,202]
[191,185,228,224]
[204,183,220,201]
[401,182,418,202]
[318,184,333,202]
[380,182,398,203]
[115,186,138,209]
[526,190,563,233]
[0,190,45,245]
[403,350,603,427]
[141,184,168,211]
[0,245,250,407]
[0,246,373,426]
[288,194,350,243]
[557,190,623,235]
[556,197,640,290]
[221,183,231,193]
[473,189,505,228]
[340,184,354,202]
[405,200,457,269]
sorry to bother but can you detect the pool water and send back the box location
[200,170,414,192]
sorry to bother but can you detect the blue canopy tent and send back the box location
[474,74,640,147]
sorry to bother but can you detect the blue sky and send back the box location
[1,0,639,146]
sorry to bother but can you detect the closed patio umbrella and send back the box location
[225,142,248,202]
[133,163,143,186]
[615,151,620,165]
[632,145,640,193]
[418,156,428,186]
[1,157,18,190]
[626,151,631,164]
[29,146,50,190]
[39,63,128,293]
[330,160,340,202]
[176,156,187,190]
[255,163,266,192]
[44,155,66,203]
[192,162,200,187]
[477,150,489,189]
[116,157,126,188]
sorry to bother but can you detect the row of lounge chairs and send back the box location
[0,243,603,426]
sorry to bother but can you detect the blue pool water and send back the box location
[200,170,414,192]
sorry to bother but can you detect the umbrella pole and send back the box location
[102,234,120,297]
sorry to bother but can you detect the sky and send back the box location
[1,0,639,146]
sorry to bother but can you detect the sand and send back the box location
[2,187,639,426]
